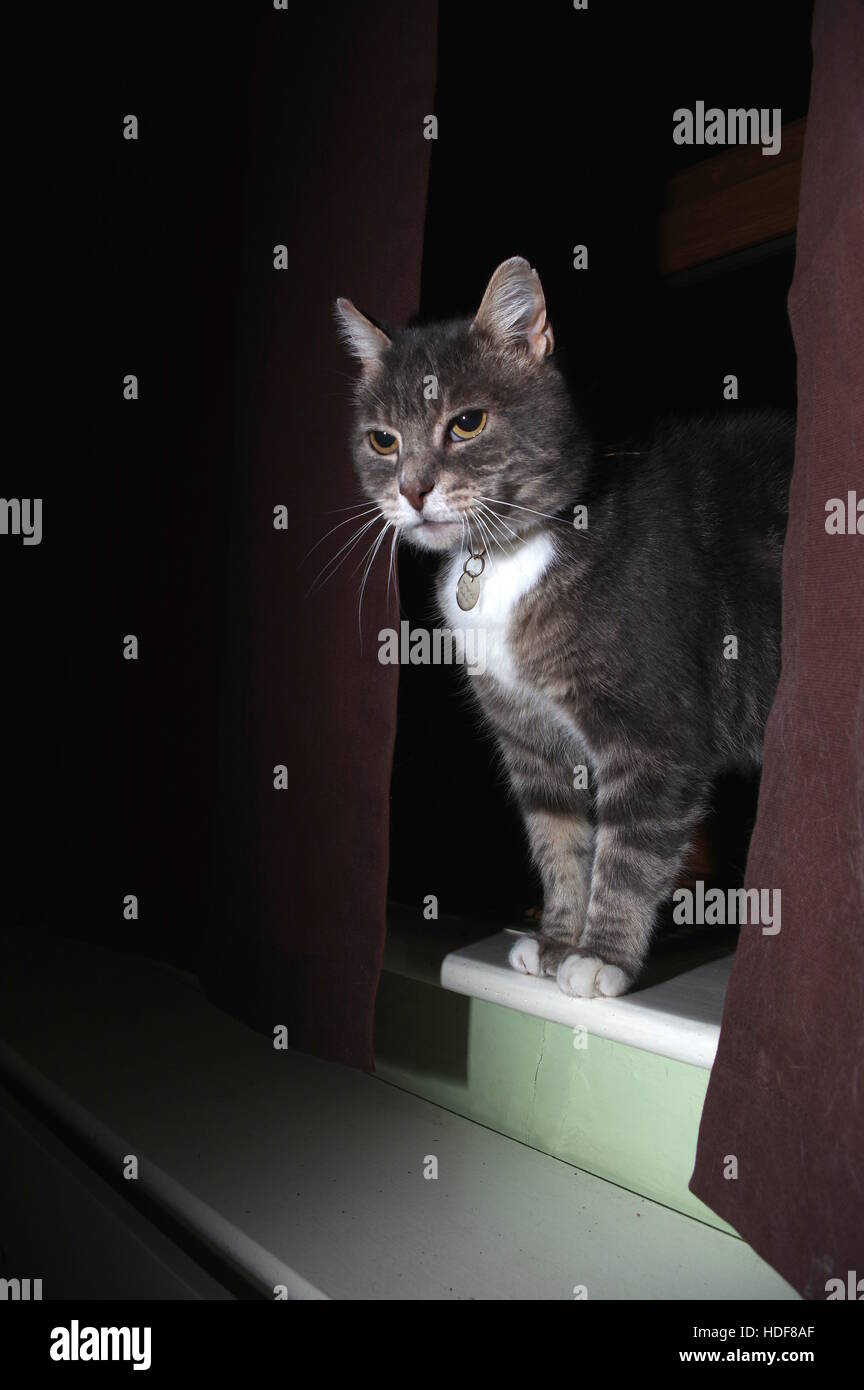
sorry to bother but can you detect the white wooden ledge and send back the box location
[384,910,734,1069]
[0,930,793,1300]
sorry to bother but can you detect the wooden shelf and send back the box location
[660,119,805,275]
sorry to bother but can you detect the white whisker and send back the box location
[307,511,383,595]
[387,527,400,608]
[357,520,392,645]
[470,508,496,571]
[304,505,382,562]
[477,500,520,547]
[323,500,382,515]
[476,501,518,554]
[351,521,386,578]
[478,494,573,527]
[476,502,532,582]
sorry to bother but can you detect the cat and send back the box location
[335,257,793,997]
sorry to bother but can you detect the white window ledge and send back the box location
[0,929,793,1301]
[384,909,734,1070]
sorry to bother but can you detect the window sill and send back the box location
[0,927,792,1300]
[384,906,734,1070]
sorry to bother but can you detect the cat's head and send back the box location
[335,258,589,554]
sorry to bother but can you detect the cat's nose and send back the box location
[399,478,434,512]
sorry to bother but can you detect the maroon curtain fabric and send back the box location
[690,0,864,1297]
[202,1,438,1070]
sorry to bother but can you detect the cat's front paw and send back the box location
[508,934,571,978]
[556,951,632,999]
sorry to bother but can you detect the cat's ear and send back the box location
[334,297,392,367]
[471,257,554,361]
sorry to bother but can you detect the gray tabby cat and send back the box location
[335,258,792,997]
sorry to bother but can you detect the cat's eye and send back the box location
[449,409,487,442]
[369,429,399,455]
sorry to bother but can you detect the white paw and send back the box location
[557,953,631,999]
[508,935,543,976]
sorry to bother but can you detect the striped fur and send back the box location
[337,259,793,996]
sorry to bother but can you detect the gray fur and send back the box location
[336,258,793,996]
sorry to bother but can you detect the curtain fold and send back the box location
[202,1,438,1070]
[690,0,864,1296]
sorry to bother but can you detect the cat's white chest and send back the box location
[441,531,556,687]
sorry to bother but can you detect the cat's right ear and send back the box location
[334,297,391,368]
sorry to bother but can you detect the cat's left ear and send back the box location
[471,257,554,361]
[334,297,392,368]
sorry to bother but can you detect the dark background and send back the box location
[4,1,813,961]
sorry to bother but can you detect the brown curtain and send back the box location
[690,0,864,1297]
[202,2,438,1070]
